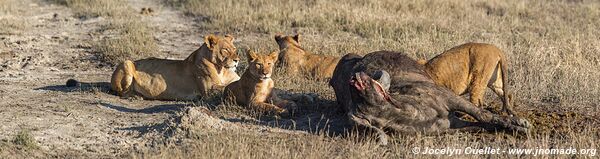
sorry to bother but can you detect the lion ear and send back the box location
[292,34,300,43]
[204,34,218,49]
[274,33,284,41]
[247,50,259,62]
[224,34,234,43]
[268,51,279,61]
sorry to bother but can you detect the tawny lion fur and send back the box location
[420,43,514,115]
[110,34,240,100]
[274,34,340,79]
[224,50,295,114]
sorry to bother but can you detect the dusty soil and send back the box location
[1,0,598,158]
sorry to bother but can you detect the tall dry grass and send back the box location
[51,0,158,65]
[49,0,130,18]
[0,0,28,35]
[165,0,600,111]
[95,18,159,65]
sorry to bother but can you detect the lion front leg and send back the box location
[269,89,303,110]
[250,102,286,114]
[201,59,224,86]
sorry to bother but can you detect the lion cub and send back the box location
[224,50,294,114]
[420,43,514,115]
[274,34,340,79]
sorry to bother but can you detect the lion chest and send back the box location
[252,80,273,103]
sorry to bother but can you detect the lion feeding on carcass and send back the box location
[329,51,530,144]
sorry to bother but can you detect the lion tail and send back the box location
[66,79,80,87]
[499,55,513,115]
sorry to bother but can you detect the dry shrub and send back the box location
[50,0,159,65]
[0,0,20,14]
[96,19,158,65]
[0,18,26,35]
[49,0,129,18]
[11,130,38,150]
[0,0,28,35]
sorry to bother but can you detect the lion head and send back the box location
[246,50,278,80]
[274,34,301,50]
[203,34,240,70]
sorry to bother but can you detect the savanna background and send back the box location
[0,0,599,158]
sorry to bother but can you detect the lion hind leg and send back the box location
[447,93,529,134]
[469,59,498,108]
[111,60,137,97]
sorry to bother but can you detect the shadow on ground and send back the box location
[221,96,354,136]
[98,102,187,114]
[35,81,112,94]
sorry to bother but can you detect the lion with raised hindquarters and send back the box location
[224,50,297,114]
[110,34,240,100]
[419,43,514,115]
[274,34,340,79]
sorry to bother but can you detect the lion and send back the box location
[419,43,514,115]
[223,50,298,114]
[110,34,240,100]
[274,34,340,79]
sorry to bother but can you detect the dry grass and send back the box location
[0,18,26,35]
[140,130,386,158]
[49,0,130,18]
[0,130,47,158]
[95,19,159,65]
[0,0,21,14]
[11,130,38,150]
[52,0,158,65]
[0,0,28,35]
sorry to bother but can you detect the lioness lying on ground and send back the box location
[110,34,240,100]
[274,34,340,79]
[330,51,530,145]
[224,50,296,114]
[419,43,515,115]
